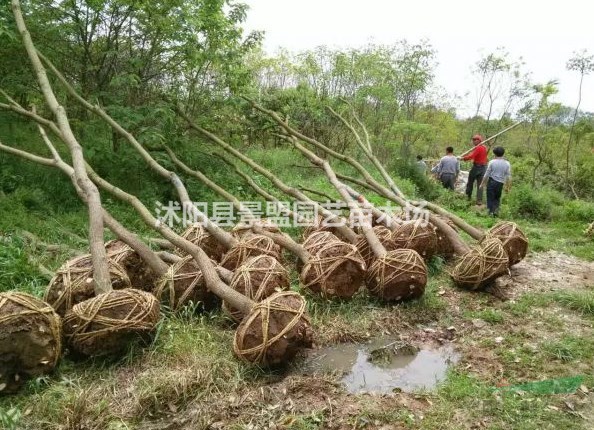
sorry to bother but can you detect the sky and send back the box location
[241,0,594,117]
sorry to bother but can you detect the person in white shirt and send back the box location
[480,146,512,216]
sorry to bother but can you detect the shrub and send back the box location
[560,200,594,223]
[508,185,561,221]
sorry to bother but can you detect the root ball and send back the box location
[178,223,226,261]
[154,255,218,312]
[483,221,528,266]
[301,242,366,299]
[366,249,427,301]
[63,289,160,357]
[106,240,158,291]
[355,226,397,267]
[223,255,290,322]
[45,254,131,317]
[450,238,509,290]
[392,220,438,259]
[0,292,62,394]
[233,291,313,366]
[221,234,282,271]
[302,231,342,255]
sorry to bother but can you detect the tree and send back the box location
[565,49,594,184]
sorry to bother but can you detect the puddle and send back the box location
[299,337,459,394]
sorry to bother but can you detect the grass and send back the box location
[1,141,594,428]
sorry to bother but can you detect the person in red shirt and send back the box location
[460,134,488,205]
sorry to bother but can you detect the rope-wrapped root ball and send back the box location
[450,238,510,290]
[356,226,397,267]
[392,220,438,259]
[233,291,313,366]
[483,221,528,266]
[177,223,226,261]
[154,255,219,312]
[0,292,61,394]
[366,249,427,301]
[221,234,282,271]
[63,289,160,357]
[223,255,290,322]
[301,242,366,299]
[302,231,342,255]
[433,216,459,259]
[106,240,158,291]
[232,219,280,239]
[302,215,343,241]
[45,254,131,317]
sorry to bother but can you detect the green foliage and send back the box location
[507,185,558,220]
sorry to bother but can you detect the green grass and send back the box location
[1,128,594,428]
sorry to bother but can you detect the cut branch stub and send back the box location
[301,241,366,299]
[63,288,160,357]
[233,290,313,366]
[391,220,438,260]
[365,249,428,301]
[153,255,220,312]
[177,223,227,261]
[223,255,290,323]
[220,234,282,271]
[482,221,528,266]
[0,292,62,394]
[450,238,510,290]
[45,254,131,317]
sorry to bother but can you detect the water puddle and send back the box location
[298,337,459,394]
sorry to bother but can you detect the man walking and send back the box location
[480,146,511,217]
[461,134,488,205]
[431,146,460,190]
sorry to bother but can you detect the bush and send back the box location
[388,158,441,200]
[560,200,594,223]
[508,185,564,221]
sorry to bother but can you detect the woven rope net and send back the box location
[301,241,366,299]
[355,226,397,267]
[63,288,160,357]
[154,255,218,312]
[302,231,341,255]
[233,291,313,367]
[106,240,158,291]
[483,221,528,266]
[432,216,459,259]
[177,223,226,261]
[366,249,427,301]
[221,234,282,271]
[45,254,131,317]
[392,220,438,259]
[0,292,62,394]
[302,215,343,241]
[223,255,290,323]
[450,238,510,290]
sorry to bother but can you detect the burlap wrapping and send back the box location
[392,219,438,259]
[483,221,528,266]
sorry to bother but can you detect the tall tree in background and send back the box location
[565,49,594,185]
